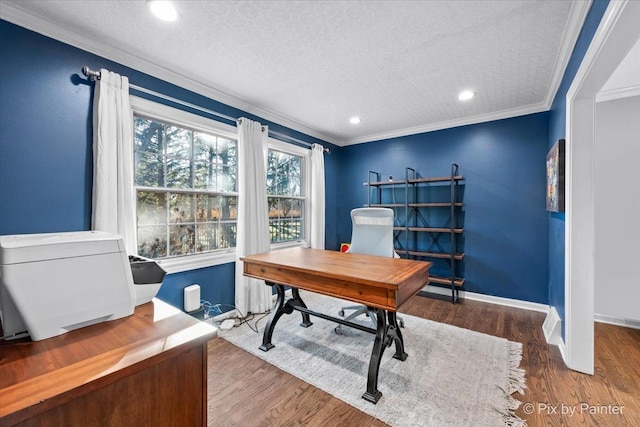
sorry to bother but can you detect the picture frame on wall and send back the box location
[546,138,565,212]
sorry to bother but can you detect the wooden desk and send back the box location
[0,299,216,427]
[241,247,431,403]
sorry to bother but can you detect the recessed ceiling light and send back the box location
[350,117,361,125]
[148,1,178,22]
[458,90,475,101]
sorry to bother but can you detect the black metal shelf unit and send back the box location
[366,163,465,303]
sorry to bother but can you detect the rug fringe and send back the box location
[502,342,528,426]
[494,396,528,427]
[508,342,527,395]
[503,413,528,427]
[506,394,521,411]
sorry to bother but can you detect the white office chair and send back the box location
[336,207,404,332]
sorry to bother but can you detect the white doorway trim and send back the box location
[564,0,640,374]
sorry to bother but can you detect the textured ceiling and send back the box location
[0,1,591,146]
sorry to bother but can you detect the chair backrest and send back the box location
[348,208,395,258]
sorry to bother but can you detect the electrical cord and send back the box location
[200,301,270,334]
[200,300,222,318]
[251,312,271,333]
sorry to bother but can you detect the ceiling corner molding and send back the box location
[0,3,338,146]
[543,0,593,108]
[596,84,640,103]
[340,102,549,146]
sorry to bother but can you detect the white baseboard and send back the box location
[543,306,562,345]
[420,285,572,366]
[594,313,640,330]
[212,285,553,325]
[541,306,567,368]
[557,338,566,362]
[420,284,549,313]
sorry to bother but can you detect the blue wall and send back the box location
[339,113,550,304]
[0,20,339,311]
[1,3,612,312]
[547,0,609,338]
[158,263,236,312]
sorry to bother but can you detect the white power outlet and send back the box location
[183,284,200,312]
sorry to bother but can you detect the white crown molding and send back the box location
[340,101,548,146]
[0,1,593,148]
[595,84,640,102]
[0,3,339,146]
[543,0,593,108]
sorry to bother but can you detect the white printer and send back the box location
[0,231,164,341]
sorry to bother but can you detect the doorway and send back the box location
[565,0,640,374]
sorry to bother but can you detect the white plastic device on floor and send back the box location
[219,319,235,331]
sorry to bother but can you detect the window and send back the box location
[134,116,238,258]
[130,97,311,272]
[131,97,239,271]
[267,147,305,244]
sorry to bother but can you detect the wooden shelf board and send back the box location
[410,175,464,184]
[397,250,464,260]
[368,175,464,186]
[394,227,464,233]
[409,203,463,207]
[429,276,465,287]
[368,180,408,186]
[368,203,463,208]
[366,204,405,208]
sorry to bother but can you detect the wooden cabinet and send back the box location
[0,299,216,427]
[367,163,465,303]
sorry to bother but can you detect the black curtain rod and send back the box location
[82,66,330,153]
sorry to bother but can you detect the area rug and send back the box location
[219,291,527,426]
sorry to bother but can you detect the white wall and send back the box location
[594,95,640,323]
[600,38,640,92]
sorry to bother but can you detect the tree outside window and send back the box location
[134,116,237,259]
[267,149,304,244]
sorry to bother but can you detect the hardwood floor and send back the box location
[207,294,640,426]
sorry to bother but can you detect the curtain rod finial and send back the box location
[82,66,101,80]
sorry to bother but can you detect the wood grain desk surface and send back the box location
[0,299,216,424]
[241,247,432,311]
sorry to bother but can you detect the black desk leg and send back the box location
[387,311,408,361]
[259,283,286,352]
[362,308,388,404]
[291,288,313,328]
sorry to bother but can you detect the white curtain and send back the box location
[235,118,271,316]
[310,144,325,249]
[91,69,137,254]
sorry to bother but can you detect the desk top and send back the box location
[241,247,432,311]
[0,299,216,424]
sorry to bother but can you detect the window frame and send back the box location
[266,137,311,250]
[130,97,312,274]
[130,96,238,273]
